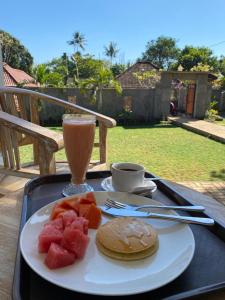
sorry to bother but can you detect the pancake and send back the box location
[96,238,158,261]
[96,217,158,258]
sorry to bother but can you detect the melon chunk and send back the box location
[69,217,89,235]
[61,227,89,258]
[38,225,63,253]
[45,243,76,269]
[59,209,78,227]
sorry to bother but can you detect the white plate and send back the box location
[101,176,157,193]
[20,192,195,296]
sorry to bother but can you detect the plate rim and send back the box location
[20,191,195,296]
[101,176,157,193]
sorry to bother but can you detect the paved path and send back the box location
[169,116,225,143]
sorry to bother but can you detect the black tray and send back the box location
[13,171,225,300]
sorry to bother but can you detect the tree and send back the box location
[0,29,33,74]
[218,56,225,76]
[33,64,64,87]
[74,54,105,79]
[175,46,218,71]
[110,63,127,77]
[68,32,87,78]
[68,31,86,53]
[46,53,71,85]
[142,36,180,70]
[32,64,49,85]
[78,66,122,111]
[104,42,119,64]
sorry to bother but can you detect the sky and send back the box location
[1,0,225,65]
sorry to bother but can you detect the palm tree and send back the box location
[68,32,86,78]
[68,31,86,53]
[104,42,119,64]
[79,66,122,111]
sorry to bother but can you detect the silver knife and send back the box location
[100,206,214,226]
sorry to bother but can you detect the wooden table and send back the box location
[1,181,225,300]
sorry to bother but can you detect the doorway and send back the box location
[186,84,196,116]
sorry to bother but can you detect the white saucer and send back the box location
[101,176,157,194]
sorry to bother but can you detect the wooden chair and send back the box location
[0,87,116,178]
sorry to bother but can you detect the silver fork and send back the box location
[106,198,205,212]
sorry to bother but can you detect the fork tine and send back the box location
[105,201,123,210]
[107,198,126,207]
[106,198,125,208]
[104,202,113,209]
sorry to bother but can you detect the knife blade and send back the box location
[99,206,214,226]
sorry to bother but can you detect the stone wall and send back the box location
[30,87,161,125]
[29,72,213,125]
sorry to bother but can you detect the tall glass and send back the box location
[62,114,96,196]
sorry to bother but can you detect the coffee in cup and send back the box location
[111,162,145,192]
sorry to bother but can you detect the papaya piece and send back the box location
[85,192,96,205]
[80,203,101,229]
[79,204,91,218]
[50,205,68,220]
[80,198,95,205]
[60,199,80,213]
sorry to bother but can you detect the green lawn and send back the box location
[20,123,225,181]
[215,119,225,126]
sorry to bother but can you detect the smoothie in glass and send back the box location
[63,115,95,186]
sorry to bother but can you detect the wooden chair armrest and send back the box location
[0,87,117,128]
[0,111,63,152]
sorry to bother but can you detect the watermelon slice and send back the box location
[38,225,63,253]
[45,243,76,269]
[44,217,64,232]
[59,210,78,228]
[69,217,89,235]
[61,227,89,258]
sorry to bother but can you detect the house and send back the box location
[116,61,160,88]
[3,63,39,87]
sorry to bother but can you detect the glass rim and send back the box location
[63,114,96,123]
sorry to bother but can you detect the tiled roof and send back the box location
[116,61,159,88]
[3,63,39,87]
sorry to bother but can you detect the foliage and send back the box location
[73,53,105,79]
[175,46,218,71]
[78,66,122,110]
[43,72,64,87]
[142,36,180,70]
[32,64,64,87]
[190,63,212,72]
[205,100,219,121]
[0,29,33,74]
[68,31,87,79]
[33,64,49,85]
[218,56,225,76]
[117,109,135,125]
[104,41,119,64]
[46,53,71,85]
[110,63,127,77]
[67,31,86,53]
[219,76,225,89]
[132,70,161,88]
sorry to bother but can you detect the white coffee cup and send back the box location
[111,162,145,192]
